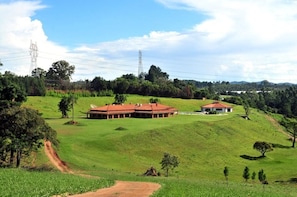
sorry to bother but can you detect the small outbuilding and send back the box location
[87,103,178,119]
[201,101,233,113]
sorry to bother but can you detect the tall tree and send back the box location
[242,99,251,119]
[0,106,58,167]
[242,166,250,182]
[160,152,179,177]
[258,169,267,184]
[58,95,71,118]
[46,60,75,88]
[145,65,169,83]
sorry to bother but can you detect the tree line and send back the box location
[3,60,297,118]
[2,60,296,99]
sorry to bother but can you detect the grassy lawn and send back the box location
[12,96,297,196]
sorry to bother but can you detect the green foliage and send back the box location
[0,73,27,109]
[145,65,169,83]
[0,106,58,167]
[280,117,297,148]
[258,169,267,183]
[45,60,75,89]
[253,141,273,157]
[242,99,251,118]
[113,94,127,104]
[160,152,179,177]
[251,171,256,181]
[58,96,71,118]
[242,166,250,182]
[149,97,159,103]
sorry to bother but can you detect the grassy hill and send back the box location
[19,95,297,196]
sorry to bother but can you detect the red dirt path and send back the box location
[44,141,161,197]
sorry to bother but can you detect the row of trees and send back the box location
[3,59,297,103]
[224,166,268,184]
[223,166,268,184]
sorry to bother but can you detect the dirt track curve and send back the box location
[44,141,161,197]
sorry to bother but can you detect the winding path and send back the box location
[44,141,161,197]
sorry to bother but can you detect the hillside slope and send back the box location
[24,96,297,182]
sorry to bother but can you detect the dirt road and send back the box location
[44,141,161,197]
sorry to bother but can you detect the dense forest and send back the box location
[1,60,297,118]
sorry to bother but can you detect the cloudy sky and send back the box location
[1,0,297,83]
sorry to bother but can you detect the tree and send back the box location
[258,169,267,184]
[242,99,251,119]
[114,94,127,104]
[0,74,27,110]
[242,166,250,182]
[145,65,169,83]
[253,141,273,157]
[160,152,179,177]
[149,98,159,103]
[113,77,129,94]
[251,171,256,182]
[223,166,229,184]
[90,76,108,92]
[281,118,297,148]
[58,95,71,118]
[21,76,46,96]
[0,106,58,167]
[46,60,75,88]
[31,67,46,78]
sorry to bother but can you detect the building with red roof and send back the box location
[87,103,178,119]
[201,101,233,113]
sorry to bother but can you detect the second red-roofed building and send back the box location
[201,101,233,113]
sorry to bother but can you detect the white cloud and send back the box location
[0,1,70,76]
[2,0,297,83]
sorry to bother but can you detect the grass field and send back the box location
[11,95,297,196]
[0,168,114,197]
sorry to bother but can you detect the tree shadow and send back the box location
[289,178,297,183]
[240,154,265,160]
[275,177,297,184]
[271,143,291,149]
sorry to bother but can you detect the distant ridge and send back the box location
[230,80,296,85]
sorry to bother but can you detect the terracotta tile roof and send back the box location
[201,101,232,109]
[88,103,177,114]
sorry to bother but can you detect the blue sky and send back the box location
[1,0,297,83]
[32,0,204,46]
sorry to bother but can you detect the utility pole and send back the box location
[138,50,144,79]
[29,40,38,76]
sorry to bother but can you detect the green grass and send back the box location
[0,168,114,197]
[152,178,297,197]
[15,95,297,196]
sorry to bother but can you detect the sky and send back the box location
[1,0,297,83]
